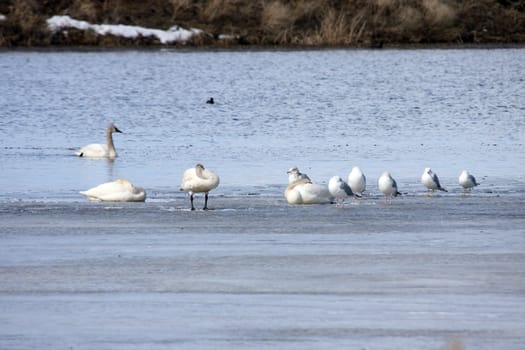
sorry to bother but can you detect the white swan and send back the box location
[348,166,366,194]
[459,170,480,191]
[285,178,333,205]
[421,167,447,192]
[287,166,311,183]
[180,163,220,210]
[328,176,354,206]
[378,172,401,199]
[80,179,146,202]
[76,123,122,158]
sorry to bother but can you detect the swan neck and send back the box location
[195,165,207,179]
[106,129,116,157]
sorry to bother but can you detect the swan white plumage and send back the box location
[328,176,354,206]
[348,166,366,194]
[80,179,146,202]
[421,167,447,192]
[76,123,122,158]
[287,166,311,183]
[378,172,401,199]
[180,163,220,210]
[285,178,333,205]
[459,170,480,191]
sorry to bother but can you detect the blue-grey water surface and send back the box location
[0,49,524,350]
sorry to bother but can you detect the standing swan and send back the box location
[180,163,220,210]
[76,123,122,159]
[80,179,146,202]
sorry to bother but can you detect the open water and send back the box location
[0,48,524,349]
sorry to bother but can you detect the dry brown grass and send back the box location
[262,1,293,31]
[70,0,100,23]
[422,0,456,26]
[1,0,524,47]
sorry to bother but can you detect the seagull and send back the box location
[421,167,447,192]
[378,172,401,200]
[459,170,480,192]
[348,166,366,194]
[328,176,355,207]
[180,163,220,210]
[287,166,311,183]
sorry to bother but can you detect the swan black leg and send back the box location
[203,192,209,210]
[190,193,195,211]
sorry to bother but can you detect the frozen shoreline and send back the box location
[1,194,524,349]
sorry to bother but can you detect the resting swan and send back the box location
[180,163,220,210]
[80,179,146,202]
[284,178,333,205]
[76,123,122,158]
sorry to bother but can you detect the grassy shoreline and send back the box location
[1,0,524,48]
[1,42,524,52]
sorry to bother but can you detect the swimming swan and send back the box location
[180,163,220,210]
[76,123,122,158]
[284,178,333,205]
[80,179,146,202]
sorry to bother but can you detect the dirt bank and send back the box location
[1,0,524,48]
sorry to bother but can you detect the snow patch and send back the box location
[47,15,202,44]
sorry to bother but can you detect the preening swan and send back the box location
[180,163,220,210]
[459,170,480,191]
[76,123,122,158]
[421,167,447,192]
[80,179,146,202]
[284,178,333,205]
[348,166,366,194]
[378,172,401,199]
[287,166,311,183]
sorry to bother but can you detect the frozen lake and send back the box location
[0,48,524,349]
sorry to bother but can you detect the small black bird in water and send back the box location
[206,97,214,104]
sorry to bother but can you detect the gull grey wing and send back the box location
[431,173,441,187]
[340,181,353,196]
[470,174,479,186]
